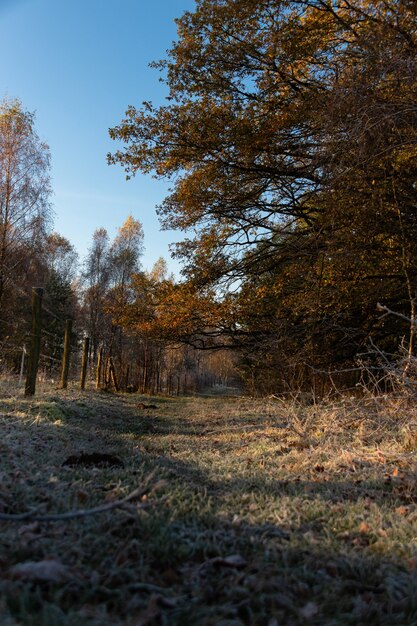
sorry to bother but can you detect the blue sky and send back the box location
[0,0,195,275]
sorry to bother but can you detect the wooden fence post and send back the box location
[109,357,119,392]
[25,288,43,396]
[80,336,90,390]
[19,344,26,384]
[60,319,73,389]
[96,347,103,389]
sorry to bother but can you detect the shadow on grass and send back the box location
[1,392,417,625]
[0,392,410,507]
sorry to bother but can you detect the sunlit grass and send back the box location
[1,387,417,624]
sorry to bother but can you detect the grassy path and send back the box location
[1,388,417,625]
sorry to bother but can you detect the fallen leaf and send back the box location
[76,490,88,503]
[359,521,371,533]
[299,602,319,619]
[105,489,121,502]
[200,554,248,572]
[395,505,409,516]
[17,522,39,537]
[217,555,247,568]
[161,568,180,585]
[8,560,74,584]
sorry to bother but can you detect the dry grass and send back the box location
[1,382,417,625]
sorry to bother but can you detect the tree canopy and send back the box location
[109,1,415,277]
[109,0,417,391]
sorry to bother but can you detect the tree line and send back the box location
[2,0,416,395]
[109,0,417,395]
[0,98,236,394]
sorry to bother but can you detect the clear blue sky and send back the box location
[0,0,196,275]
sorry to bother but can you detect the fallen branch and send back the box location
[0,478,165,523]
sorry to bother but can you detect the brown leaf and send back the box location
[395,505,409,516]
[76,490,88,503]
[358,521,371,533]
[8,560,74,584]
[161,568,180,585]
[406,556,417,570]
[105,489,122,502]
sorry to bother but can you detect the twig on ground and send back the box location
[0,477,165,523]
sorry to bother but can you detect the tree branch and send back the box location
[0,478,165,523]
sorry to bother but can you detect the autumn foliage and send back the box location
[109,0,417,393]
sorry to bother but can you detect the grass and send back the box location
[1,383,417,624]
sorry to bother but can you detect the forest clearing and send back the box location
[1,385,417,625]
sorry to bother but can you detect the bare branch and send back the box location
[376,303,417,325]
[0,477,165,523]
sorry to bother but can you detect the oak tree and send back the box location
[109,0,417,391]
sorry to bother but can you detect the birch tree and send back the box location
[0,98,51,312]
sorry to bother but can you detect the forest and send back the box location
[1,0,416,398]
[1,2,417,625]
[0,100,235,396]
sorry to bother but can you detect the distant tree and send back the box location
[109,215,144,292]
[147,256,168,283]
[82,228,112,360]
[44,233,78,285]
[43,232,78,339]
[107,215,144,341]
[81,217,144,385]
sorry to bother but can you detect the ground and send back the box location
[1,383,417,625]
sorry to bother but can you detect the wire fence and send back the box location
[0,287,240,397]
[0,288,82,394]
[0,288,125,396]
